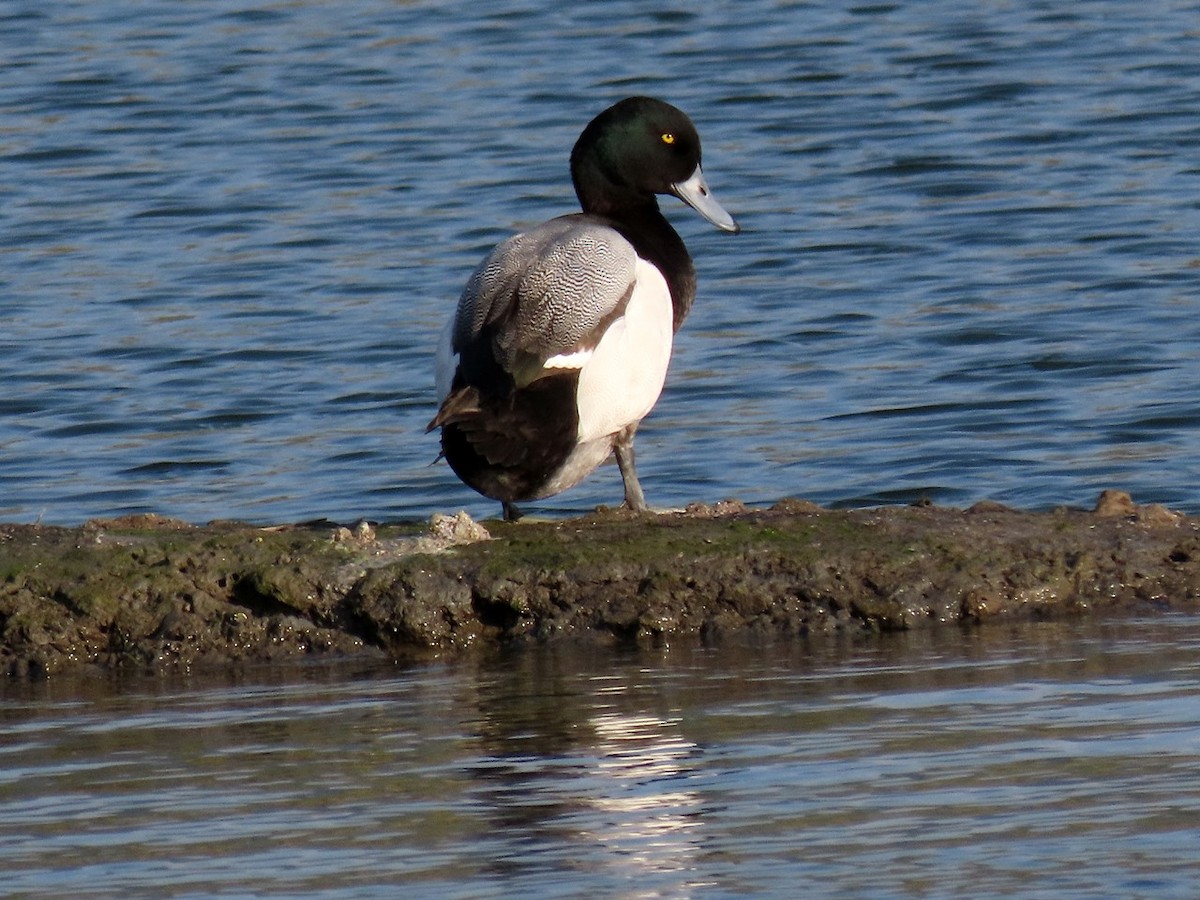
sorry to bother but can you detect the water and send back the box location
[2,0,1199,524]
[5,8,1200,889]
[2,615,1199,897]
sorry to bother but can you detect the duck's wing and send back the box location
[450,216,638,391]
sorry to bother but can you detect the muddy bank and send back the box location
[2,491,1198,675]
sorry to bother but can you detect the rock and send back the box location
[1136,504,1183,527]
[1094,489,1138,517]
[429,511,490,544]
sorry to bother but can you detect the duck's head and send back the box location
[570,96,740,234]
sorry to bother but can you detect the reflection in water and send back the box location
[4,619,1200,896]
[462,653,706,892]
[583,706,703,886]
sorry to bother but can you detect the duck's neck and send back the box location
[611,205,696,332]
[573,152,698,331]
[578,199,696,332]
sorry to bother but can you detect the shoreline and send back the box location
[3,490,1198,676]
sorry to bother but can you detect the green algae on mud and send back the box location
[2,493,1199,675]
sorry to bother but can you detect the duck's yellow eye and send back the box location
[661,132,675,145]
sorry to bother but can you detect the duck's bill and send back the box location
[671,164,740,234]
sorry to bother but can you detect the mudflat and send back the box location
[3,491,1196,676]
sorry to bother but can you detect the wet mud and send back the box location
[2,491,1198,675]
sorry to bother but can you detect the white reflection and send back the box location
[580,705,705,888]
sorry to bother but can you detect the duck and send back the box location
[428,96,739,520]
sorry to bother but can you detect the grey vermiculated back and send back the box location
[454,218,638,367]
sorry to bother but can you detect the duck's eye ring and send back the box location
[660,132,675,145]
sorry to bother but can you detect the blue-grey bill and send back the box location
[672,164,740,234]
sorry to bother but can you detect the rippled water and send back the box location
[7,6,1200,893]
[3,0,1200,524]
[3,616,1200,897]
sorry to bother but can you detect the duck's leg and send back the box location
[614,424,648,512]
[501,501,523,522]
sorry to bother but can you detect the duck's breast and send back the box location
[574,256,673,443]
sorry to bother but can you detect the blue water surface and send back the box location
[3,0,1200,524]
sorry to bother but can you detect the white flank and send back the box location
[575,257,674,443]
[543,348,594,370]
